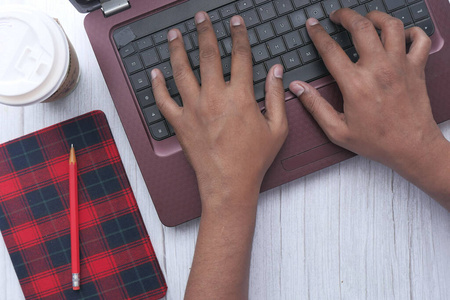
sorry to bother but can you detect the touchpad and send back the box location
[279,83,346,171]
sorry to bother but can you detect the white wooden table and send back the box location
[1,1,449,299]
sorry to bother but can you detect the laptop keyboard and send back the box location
[114,0,435,141]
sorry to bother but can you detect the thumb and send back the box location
[289,81,347,143]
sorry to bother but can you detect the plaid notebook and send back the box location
[0,111,167,299]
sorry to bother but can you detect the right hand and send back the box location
[289,9,446,175]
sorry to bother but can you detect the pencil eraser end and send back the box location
[73,286,80,291]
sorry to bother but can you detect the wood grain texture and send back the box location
[0,1,449,299]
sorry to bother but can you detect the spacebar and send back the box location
[282,60,329,90]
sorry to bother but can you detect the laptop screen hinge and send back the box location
[100,0,130,17]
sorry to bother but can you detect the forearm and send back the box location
[184,182,260,300]
[395,136,450,210]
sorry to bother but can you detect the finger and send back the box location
[289,81,348,144]
[264,65,288,134]
[168,29,200,103]
[330,8,384,59]
[306,18,355,83]
[151,69,182,127]
[405,26,431,69]
[195,11,225,87]
[365,11,406,56]
[229,15,253,90]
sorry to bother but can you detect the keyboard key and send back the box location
[222,37,233,55]
[393,7,413,25]
[267,37,287,56]
[208,10,221,23]
[415,18,434,36]
[340,0,358,8]
[167,121,175,135]
[282,59,328,88]
[292,0,311,8]
[240,9,261,28]
[183,35,194,51]
[366,0,386,12]
[273,16,292,35]
[193,69,201,84]
[300,27,311,43]
[254,0,271,5]
[149,121,170,140]
[150,62,173,79]
[190,32,199,48]
[345,47,359,62]
[124,55,143,74]
[283,30,304,49]
[289,10,307,28]
[353,5,368,16]
[385,0,405,11]
[322,0,342,15]
[410,1,429,21]
[130,71,150,91]
[136,36,153,51]
[189,50,201,68]
[248,29,259,46]
[143,105,163,124]
[320,18,337,34]
[222,56,232,75]
[186,19,196,31]
[306,3,326,19]
[253,81,266,102]
[274,0,295,15]
[172,23,187,34]
[213,22,227,39]
[166,79,179,96]
[298,44,318,63]
[218,42,226,57]
[136,88,155,107]
[119,43,135,58]
[237,0,255,12]
[282,50,302,70]
[252,44,270,63]
[223,18,232,34]
[331,31,352,48]
[140,48,160,68]
[255,23,276,42]
[253,64,267,82]
[265,57,284,72]
[220,4,238,18]
[257,2,277,22]
[156,43,170,61]
[152,29,168,44]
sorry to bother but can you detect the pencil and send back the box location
[69,144,80,290]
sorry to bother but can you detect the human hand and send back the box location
[289,10,447,178]
[151,12,288,207]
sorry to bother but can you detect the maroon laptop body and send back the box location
[74,0,450,226]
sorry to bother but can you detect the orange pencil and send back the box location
[69,145,80,290]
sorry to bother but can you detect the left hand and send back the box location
[151,12,288,208]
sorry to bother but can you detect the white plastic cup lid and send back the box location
[0,5,69,106]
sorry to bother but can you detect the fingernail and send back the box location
[231,16,241,26]
[274,65,283,79]
[168,29,178,42]
[151,69,158,81]
[307,18,319,26]
[195,12,206,24]
[291,82,305,97]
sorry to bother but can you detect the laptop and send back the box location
[69,0,450,226]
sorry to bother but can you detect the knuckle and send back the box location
[318,39,340,55]
[231,43,251,59]
[199,45,220,61]
[172,64,191,80]
[350,18,373,33]
[384,17,404,30]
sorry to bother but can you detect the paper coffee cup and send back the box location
[0,5,80,106]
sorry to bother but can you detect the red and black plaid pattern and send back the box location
[0,111,167,299]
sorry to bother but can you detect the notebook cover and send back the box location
[0,111,167,299]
